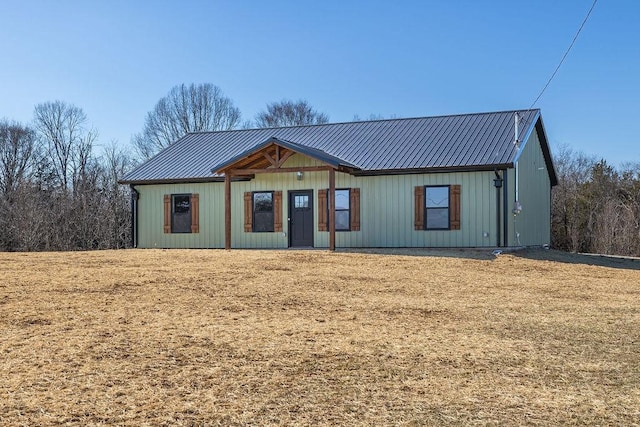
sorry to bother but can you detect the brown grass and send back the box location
[0,248,639,426]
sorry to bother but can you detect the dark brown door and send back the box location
[289,190,314,247]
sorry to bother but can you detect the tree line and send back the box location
[0,102,133,251]
[2,83,639,256]
[0,84,328,251]
[551,146,640,257]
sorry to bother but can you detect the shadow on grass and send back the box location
[511,248,640,271]
[338,247,496,261]
[339,247,640,270]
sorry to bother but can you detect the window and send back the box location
[172,194,192,233]
[164,193,199,234]
[294,194,309,208]
[425,186,450,230]
[318,188,360,232]
[334,189,351,231]
[253,191,274,232]
[414,185,460,231]
[244,191,282,233]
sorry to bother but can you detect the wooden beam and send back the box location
[263,152,277,167]
[243,156,271,170]
[235,150,273,169]
[329,168,336,251]
[229,166,333,176]
[224,172,231,250]
[276,150,294,168]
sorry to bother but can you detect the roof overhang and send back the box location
[211,137,360,176]
[351,163,515,177]
[118,176,254,185]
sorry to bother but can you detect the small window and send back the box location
[425,186,449,230]
[172,194,192,233]
[324,189,351,231]
[294,195,309,209]
[334,189,350,231]
[253,191,274,232]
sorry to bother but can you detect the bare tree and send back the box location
[100,143,135,248]
[255,99,329,128]
[33,101,97,191]
[551,145,595,252]
[551,147,640,257]
[133,83,242,159]
[0,119,36,195]
[0,103,137,252]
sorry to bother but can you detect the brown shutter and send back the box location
[164,194,171,233]
[274,191,283,232]
[414,186,424,230]
[244,192,253,232]
[190,193,199,233]
[350,188,360,231]
[450,185,461,230]
[318,189,328,231]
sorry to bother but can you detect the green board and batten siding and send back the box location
[505,127,552,247]
[136,154,512,249]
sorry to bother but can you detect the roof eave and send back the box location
[118,176,253,185]
[352,163,514,177]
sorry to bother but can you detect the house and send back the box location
[120,109,557,250]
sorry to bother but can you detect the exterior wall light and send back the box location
[296,171,304,181]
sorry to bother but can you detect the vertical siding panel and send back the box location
[506,168,515,246]
[474,172,481,246]
[484,172,492,247]
[392,176,400,246]
[388,176,397,246]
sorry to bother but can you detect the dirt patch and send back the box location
[0,249,639,425]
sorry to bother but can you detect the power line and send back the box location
[528,0,598,110]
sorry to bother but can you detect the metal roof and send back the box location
[121,109,557,185]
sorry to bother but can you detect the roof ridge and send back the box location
[185,108,540,135]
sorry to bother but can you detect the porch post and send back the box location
[225,172,231,250]
[329,168,336,251]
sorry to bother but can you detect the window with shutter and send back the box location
[164,193,198,233]
[415,185,461,231]
[244,190,282,233]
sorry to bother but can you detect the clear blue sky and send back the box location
[0,0,637,167]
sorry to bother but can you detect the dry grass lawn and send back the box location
[0,248,639,426]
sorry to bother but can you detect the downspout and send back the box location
[493,169,503,247]
[130,185,139,248]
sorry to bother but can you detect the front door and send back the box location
[289,190,314,247]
